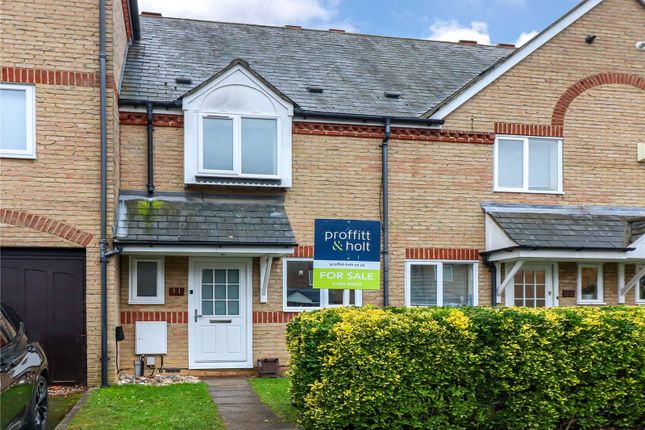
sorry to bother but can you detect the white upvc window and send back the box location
[0,83,36,159]
[198,114,280,179]
[637,265,645,305]
[404,261,479,307]
[282,258,362,312]
[129,256,165,304]
[494,135,563,193]
[577,263,604,305]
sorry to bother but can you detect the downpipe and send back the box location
[382,118,391,307]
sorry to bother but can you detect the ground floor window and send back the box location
[129,256,165,304]
[283,259,362,311]
[405,261,478,307]
[577,263,604,304]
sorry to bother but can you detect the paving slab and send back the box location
[205,377,296,430]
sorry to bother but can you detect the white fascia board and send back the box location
[121,245,294,257]
[486,248,645,263]
[428,0,604,120]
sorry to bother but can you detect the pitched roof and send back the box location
[120,17,511,117]
[483,203,645,250]
[115,191,296,246]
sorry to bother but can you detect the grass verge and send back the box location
[248,377,299,424]
[67,383,224,430]
[48,392,83,429]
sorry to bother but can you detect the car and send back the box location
[0,303,49,430]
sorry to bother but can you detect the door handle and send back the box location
[209,319,232,324]
[194,309,202,323]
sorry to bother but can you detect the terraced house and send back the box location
[1,0,643,386]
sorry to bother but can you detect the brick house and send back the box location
[1,0,643,385]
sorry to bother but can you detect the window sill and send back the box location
[493,189,564,195]
[128,299,165,305]
[283,307,318,313]
[576,301,606,306]
[0,153,36,160]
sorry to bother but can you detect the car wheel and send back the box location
[24,375,48,430]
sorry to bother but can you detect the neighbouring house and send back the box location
[0,0,643,385]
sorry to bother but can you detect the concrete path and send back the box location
[205,378,295,430]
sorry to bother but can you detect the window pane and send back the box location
[443,265,472,306]
[228,269,239,283]
[410,265,437,306]
[202,269,213,284]
[328,289,344,305]
[214,270,226,283]
[348,290,356,305]
[529,138,558,191]
[580,267,599,300]
[241,118,277,175]
[203,117,233,171]
[285,260,320,308]
[214,285,226,299]
[498,139,523,188]
[639,273,645,301]
[228,284,239,300]
[228,301,239,315]
[214,301,227,315]
[202,284,213,299]
[0,89,27,151]
[202,301,213,315]
[136,261,158,297]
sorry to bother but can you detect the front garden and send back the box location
[286,306,645,430]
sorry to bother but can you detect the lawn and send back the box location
[67,383,225,430]
[248,377,299,424]
[48,392,83,429]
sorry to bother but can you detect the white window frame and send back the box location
[404,260,479,307]
[637,265,645,305]
[197,113,281,179]
[493,135,563,194]
[0,83,36,159]
[282,258,363,312]
[577,263,604,305]
[129,256,165,305]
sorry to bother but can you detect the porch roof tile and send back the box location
[115,191,297,246]
[486,207,645,250]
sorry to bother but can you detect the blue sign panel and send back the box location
[313,219,381,290]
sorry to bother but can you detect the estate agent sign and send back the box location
[313,219,381,290]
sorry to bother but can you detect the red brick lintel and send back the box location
[120,310,299,325]
[406,248,480,260]
[494,122,563,138]
[1,66,97,87]
[0,208,93,246]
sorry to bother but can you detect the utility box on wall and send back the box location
[135,321,167,355]
[638,143,645,163]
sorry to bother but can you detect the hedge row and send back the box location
[286,306,645,430]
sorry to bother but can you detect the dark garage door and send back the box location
[0,248,86,385]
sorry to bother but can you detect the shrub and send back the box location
[286,306,645,430]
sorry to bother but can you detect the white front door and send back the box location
[506,264,556,307]
[189,259,252,368]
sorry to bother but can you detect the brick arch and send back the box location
[551,72,645,127]
[0,209,93,246]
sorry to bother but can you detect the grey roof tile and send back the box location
[488,211,644,249]
[115,191,296,246]
[121,17,512,117]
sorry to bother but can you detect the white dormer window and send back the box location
[183,61,293,187]
[199,116,279,178]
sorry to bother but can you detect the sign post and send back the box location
[313,219,381,290]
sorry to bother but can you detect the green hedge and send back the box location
[286,306,645,430]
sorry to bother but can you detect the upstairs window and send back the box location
[494,136,562,193]
[283,259,362,311]
[200,116,279,177]
[0,83,35,158]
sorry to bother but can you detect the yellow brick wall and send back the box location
[1,0,130,385]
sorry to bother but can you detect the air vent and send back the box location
[329,28,345,33]
[306,86,324,93]
[496,43,515,49]
[384,92,402,99]
[285,25,302,29]
[175,77,192,85]
[141,11,162,17]
[459,40,478,45]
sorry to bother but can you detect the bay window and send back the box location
[405,261,478,307]
[283,259,361,311]
[494,136,562,193]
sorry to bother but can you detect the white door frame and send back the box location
[188,257,253,369]
[505,263,558,307]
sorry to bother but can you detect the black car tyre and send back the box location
[23,375,48,430]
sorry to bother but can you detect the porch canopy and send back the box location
[115,190,297,302]
[481,203,645,303]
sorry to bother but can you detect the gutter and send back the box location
[482,255,498,307]
[294,108,444,126]
[119,98,182,109]
[479,245,636,255]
